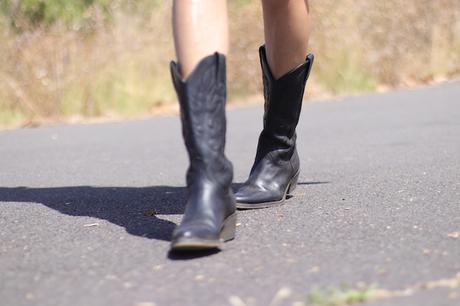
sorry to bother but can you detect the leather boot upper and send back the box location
[170,53,235,243]
[235,46,314,205]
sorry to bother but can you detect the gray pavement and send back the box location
[1,81,459,306]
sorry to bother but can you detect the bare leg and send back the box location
[173,0,228,79]
[261,0,311,79]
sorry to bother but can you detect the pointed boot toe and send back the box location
[171,212,237,250]
[235,181,289,209]
[171,223,221,250]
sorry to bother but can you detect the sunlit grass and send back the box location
[1,0,459,128]
[313,50,378,95]
[60,62,175,117]
[307,284,380,306]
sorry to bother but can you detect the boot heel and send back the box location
[287,171,299,195]
[220,213,236,242]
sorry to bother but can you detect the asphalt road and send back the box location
[1,81,459,306]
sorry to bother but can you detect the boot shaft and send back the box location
[170,53,233,187]
[259,45,314,138]
[253,46,314,165]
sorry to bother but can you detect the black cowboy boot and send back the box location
[170,53,236,250]
[235,45,314,209]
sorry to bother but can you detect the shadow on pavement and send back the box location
[0,185,186,242]
[0,180,329,250]
[232,181,330,190]
[167,249,221,260]
[297,181,330,186]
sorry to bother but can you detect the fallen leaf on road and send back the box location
[228,295,246,306]
[83,223,99,227]
[25,293,34,300]
[152,265,163,271]
[421,273,460,289]
[271,287,292,305]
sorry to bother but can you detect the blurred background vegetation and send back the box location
[0,0,459,128]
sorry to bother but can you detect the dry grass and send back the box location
[1,0,459,128]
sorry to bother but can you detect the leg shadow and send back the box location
[0,185,187,242]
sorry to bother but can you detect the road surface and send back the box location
[1,81,459,306]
